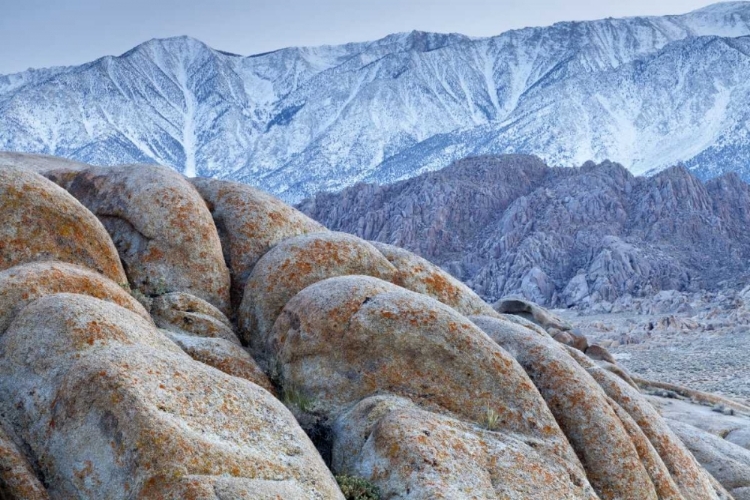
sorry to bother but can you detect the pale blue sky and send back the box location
[0,0,728,74]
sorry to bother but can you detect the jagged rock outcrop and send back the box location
[0,153,741,499]
[0,165,126,283]
[46,164,231,313]
[191,178,326,309]
[300,155,750,308]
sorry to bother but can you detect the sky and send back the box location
[0,0,729,74]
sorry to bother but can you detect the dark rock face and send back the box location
[299,155,750,307]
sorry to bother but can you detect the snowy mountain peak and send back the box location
[691,1,750,14]
[3,4,750,201]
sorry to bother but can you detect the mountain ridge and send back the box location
[3,2,750,201]
[299,154,750,308]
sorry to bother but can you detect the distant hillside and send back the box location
[299,155,750,307]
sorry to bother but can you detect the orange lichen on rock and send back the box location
[0,261,150,335]
[568,347,725,500]
[191,178,326,309]
[0,294,342,500]
[164,330,275,394]
[238,232,397,357]
[49,164,231,314]
[0,165,126,283]
[332,395,596,499]
[151,292,240,345]
[0,423,50,499]
[472,315,660,500]
[370,241,499,318]
[269,276,583,471]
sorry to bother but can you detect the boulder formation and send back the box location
[0,165,126,283]
[0,424,49,500]
[191,178,326,309]
[471,315,673,500]
[45,164,231,313]
[332,395,597,500]
[238,232,397,357]
[0,261,149,334]
[151,292,240,344]
[0,294,341,499]
[0,152,742,499]
[371,241,498,318]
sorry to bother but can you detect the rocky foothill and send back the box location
[299,154,750,309]
[1,152,750,499]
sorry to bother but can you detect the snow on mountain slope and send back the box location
[2,2,750,201]
[371,34,750,184]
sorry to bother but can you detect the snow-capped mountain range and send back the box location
[3,2,750,201]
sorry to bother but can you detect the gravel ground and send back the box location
[557,288,750,404]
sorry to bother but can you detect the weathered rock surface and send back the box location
[569,348,723,499]
[471,315,667,500]
[0,261,150,335]
[0,165,126,283]
[494,298,572,331]
[191,177,326,309]
[586,344,617,364]
[669,419,750,500]
[551,329,590,351]
[164,331,274,393]
[650,394,750,448]
[370,241,498,318]
[0,154,740,499]
[0,151,89,176]
[270,276,581,467]
[151,292,240,345]
[0,294,342,500]
[332,395,596,500]
[0,424,49,500]
[239,232,397,355]
[300,155,750,308]
[49,164,231,313]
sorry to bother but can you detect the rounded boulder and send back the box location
[0,261,149,335]
[269,275,580,467]
[151,292,240,345]
[332,395,596,500]
[238,232,397,355]
[0,165,126,283]
[58,165,231,313]
[191,178,326,309]
[472,315,669,500]
[0,293,342,500]
[370,241,498,317]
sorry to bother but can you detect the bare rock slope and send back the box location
[300,154,750,308]
[0,153,745,499]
